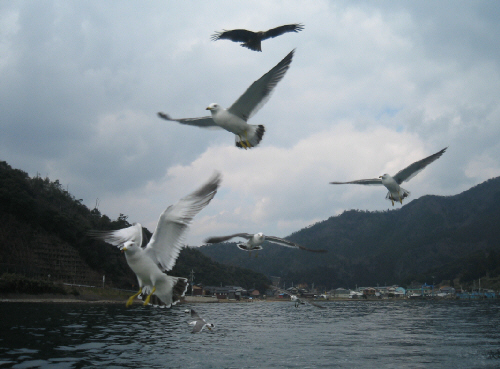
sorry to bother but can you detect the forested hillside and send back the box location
[200,177,500,290]
[0,161,270,292]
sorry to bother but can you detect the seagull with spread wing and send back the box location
[89,172,221,307]
[211,24,304,52]
[188,309,214,333]
[204,232,327,257]
[330,147,448,206]
[158,49,294,149]
[274,287,326,309]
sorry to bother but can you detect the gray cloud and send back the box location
[1,1,499,244]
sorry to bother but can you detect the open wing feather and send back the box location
[88,223,143,250]
[144,172,221,271]
[211,29,257,42]
[157,112,222,130]
[261,24,304,40]
[330,178,383,185]
[228,49,294,121]
[204,233,253,244]
[393,147,448,184]
[266,235,327,253]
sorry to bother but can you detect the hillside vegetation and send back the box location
[0,161,270,292]
[200,177,500,290]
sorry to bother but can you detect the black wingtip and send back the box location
[157,112,171,120]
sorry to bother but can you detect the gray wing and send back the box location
[330,178,383,185]
[211,29,257,42]
[393,147,448,184]
[190,309,207,333]
[190,309,202,320]
[306,299,327,309]
[265,236,327,253]
[228,49,294,121]
[144,172,221,271]
[204,233,253,244]
[157,112,222,130]
[261,24,304,40]
[192,320,206,333]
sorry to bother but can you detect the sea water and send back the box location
[1,300,499,368]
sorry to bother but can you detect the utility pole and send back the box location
[189,269,195,296]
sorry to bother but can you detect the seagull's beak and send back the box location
[206,106,212,111]
[379,176,383,178]
[122,246,127,252]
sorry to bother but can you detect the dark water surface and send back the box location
[1,300,499,368]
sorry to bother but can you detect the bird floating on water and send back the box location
[158,49,294,149]
[330,147,448,206]
[211,24,304,52]
[274,287,326,309]
[89,172,221,307]
[204,232,327,257]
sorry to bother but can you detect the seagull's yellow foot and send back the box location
[248,251,252,257]
[244,131,252,148]
[126,289,142,307]
[238,135,248,150]
[400,198,403,204]
[143,287,157,306]
[391,199,394,206]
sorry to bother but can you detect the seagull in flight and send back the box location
[330,147,448,206]
[89,172,221,307]
[211,24,304,52]
[188,309,214,333]
[158,49,294,149]
[204,232,327,257]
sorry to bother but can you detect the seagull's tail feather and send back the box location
[235,124,265,149]
[237,243,263,251]
[152,276,188,308]
[242,40,262,52]
[385,188,410,202]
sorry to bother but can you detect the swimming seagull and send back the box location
[158,49,294,149]
[204,232,327,257]
[89,172,221,307]
[189,309,214,333]
[211,24,304,52]
[330,147,448,206]
[274,288,326,309]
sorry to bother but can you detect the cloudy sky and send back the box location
[1,1,499,245]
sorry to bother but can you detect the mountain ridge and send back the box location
[200,177,500,289]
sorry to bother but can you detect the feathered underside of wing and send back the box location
[210,29,257,42]
[393,147,448,184]
[262,23,305,40]
[204,233,253,244]
[266,236,327,253]
[145,172,222,271]
[330,178,383,186]
[228,49,294,121]
[88,223,143,249]
[157,112,222,130]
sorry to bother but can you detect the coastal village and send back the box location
[186,276,498,303]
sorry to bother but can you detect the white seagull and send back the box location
[274,288,326,309]
[189,309,214,333]
[89,172,221,307]
[204,232,327,257]
[330,147,448,206]
[158,49,295,149]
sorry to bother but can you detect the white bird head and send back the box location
[206,103,221,112]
